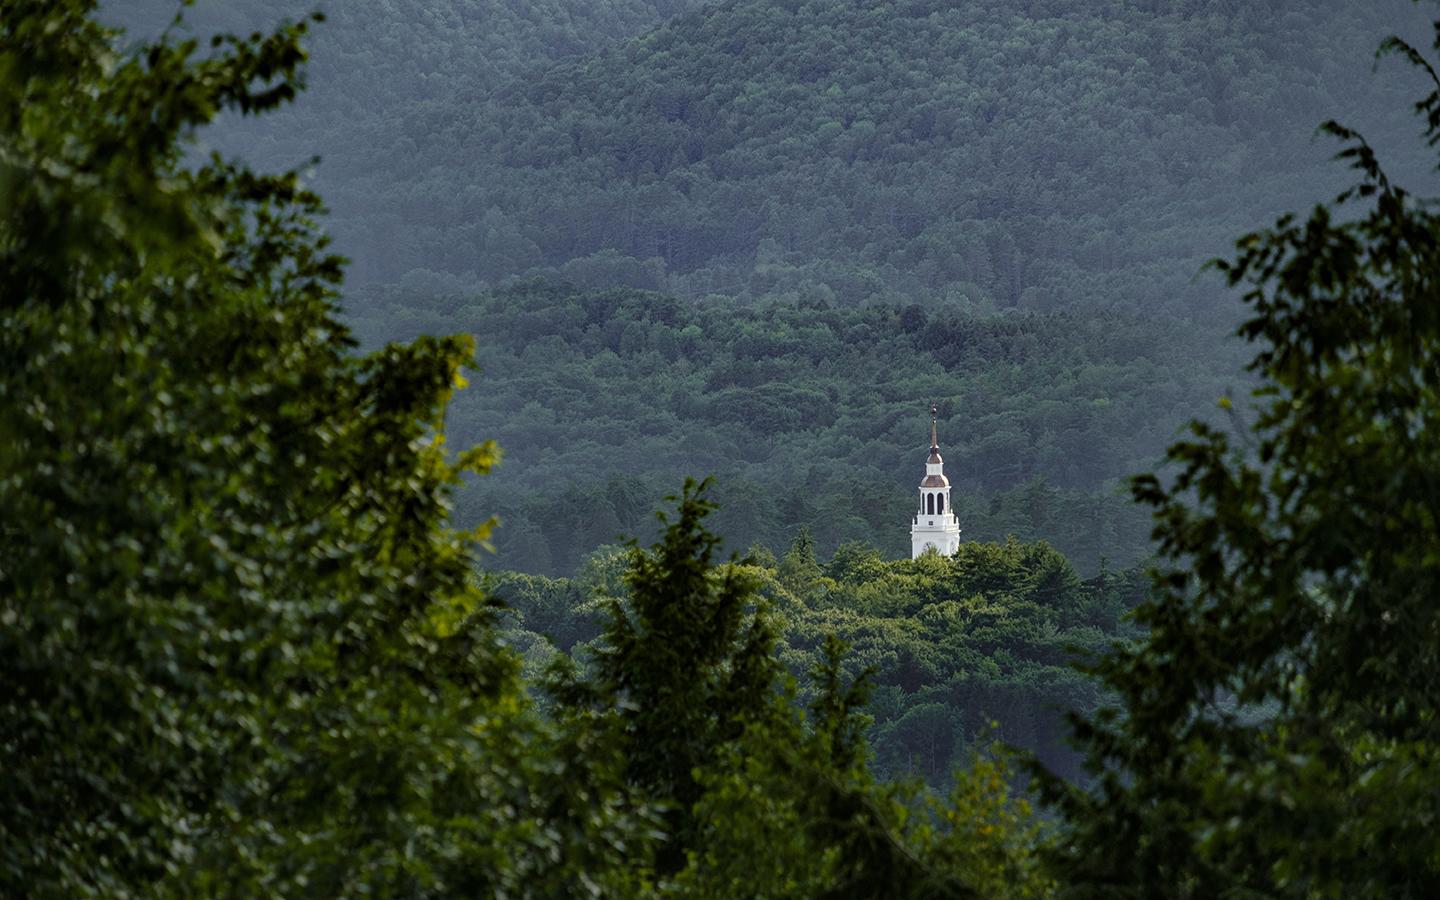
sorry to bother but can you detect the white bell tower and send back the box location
[910,403,961,558]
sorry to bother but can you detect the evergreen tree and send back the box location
[556,482,1049,896]
[779,524,824,592]
[554,479,780,874]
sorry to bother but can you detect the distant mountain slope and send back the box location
[369,281,1250,575]
[98,0,714,279]
[103,0,709,102]
[385,0,1428,314]
[103,1,1434,314]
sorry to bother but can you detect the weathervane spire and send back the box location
[930,402,939,449]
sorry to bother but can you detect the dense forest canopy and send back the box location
[103,0,710,97]
[99,0,1439,583]
[495,533,1146,786]
[99,0,715,287]
[375,281,1248,574]
[107,0,1433,315]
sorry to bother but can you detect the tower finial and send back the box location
[929,402,939,449]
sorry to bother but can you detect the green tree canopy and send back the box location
[553,481,1051,897]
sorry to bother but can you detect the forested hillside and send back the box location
[107,0,1435,311]
[424,0,1432,312]
[98,0,715,282]
[97,0,1433,579]
[103,0,710,98]
[371,281,1247,574]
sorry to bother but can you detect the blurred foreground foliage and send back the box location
[0,0,646,893]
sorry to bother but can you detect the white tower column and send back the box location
[910,403,961,558]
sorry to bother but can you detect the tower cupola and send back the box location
[910,403,961,558]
